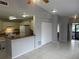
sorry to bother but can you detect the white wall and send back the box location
[34,16,53,48]
[11,36,35,59]
[41,22,53,45]
[52,15,58,41]
[58,16,69,42]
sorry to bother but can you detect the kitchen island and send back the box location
[6,35,35,59]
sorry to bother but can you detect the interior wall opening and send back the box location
[57,24,60,40]
[72,23,79,40]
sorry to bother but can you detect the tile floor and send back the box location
[15,40,79,59]
[1,40,79,59]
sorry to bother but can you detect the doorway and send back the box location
[72,23,79,40]
[75,24,79,40]
[57,24,59,40]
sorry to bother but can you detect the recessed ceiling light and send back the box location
[22,14,30,17]
[52,9,57,13]
[74,14,77,19]
[32,0,36,4]
[27,0,37,4]
[22,12,30,17]
[9,16,17,20]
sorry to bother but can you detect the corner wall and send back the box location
[58,16,69,42]
[34,16,53,48]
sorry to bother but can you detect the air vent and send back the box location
[0,1,8,5]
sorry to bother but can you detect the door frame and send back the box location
[75,24,79,40]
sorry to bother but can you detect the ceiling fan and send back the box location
[0,0,8,5]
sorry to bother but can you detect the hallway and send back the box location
[14,40,79,59]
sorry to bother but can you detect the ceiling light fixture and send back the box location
[27,0,37,4]
[52,9,57,13]
[74,14,77,19]
[9,16,17,20]
[52,0,57,13]
[22,14,30,17]
[22,13,30,17]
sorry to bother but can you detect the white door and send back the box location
[41,22,52,45]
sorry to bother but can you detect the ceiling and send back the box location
[0,0,79,18]
[37,0,79,16]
